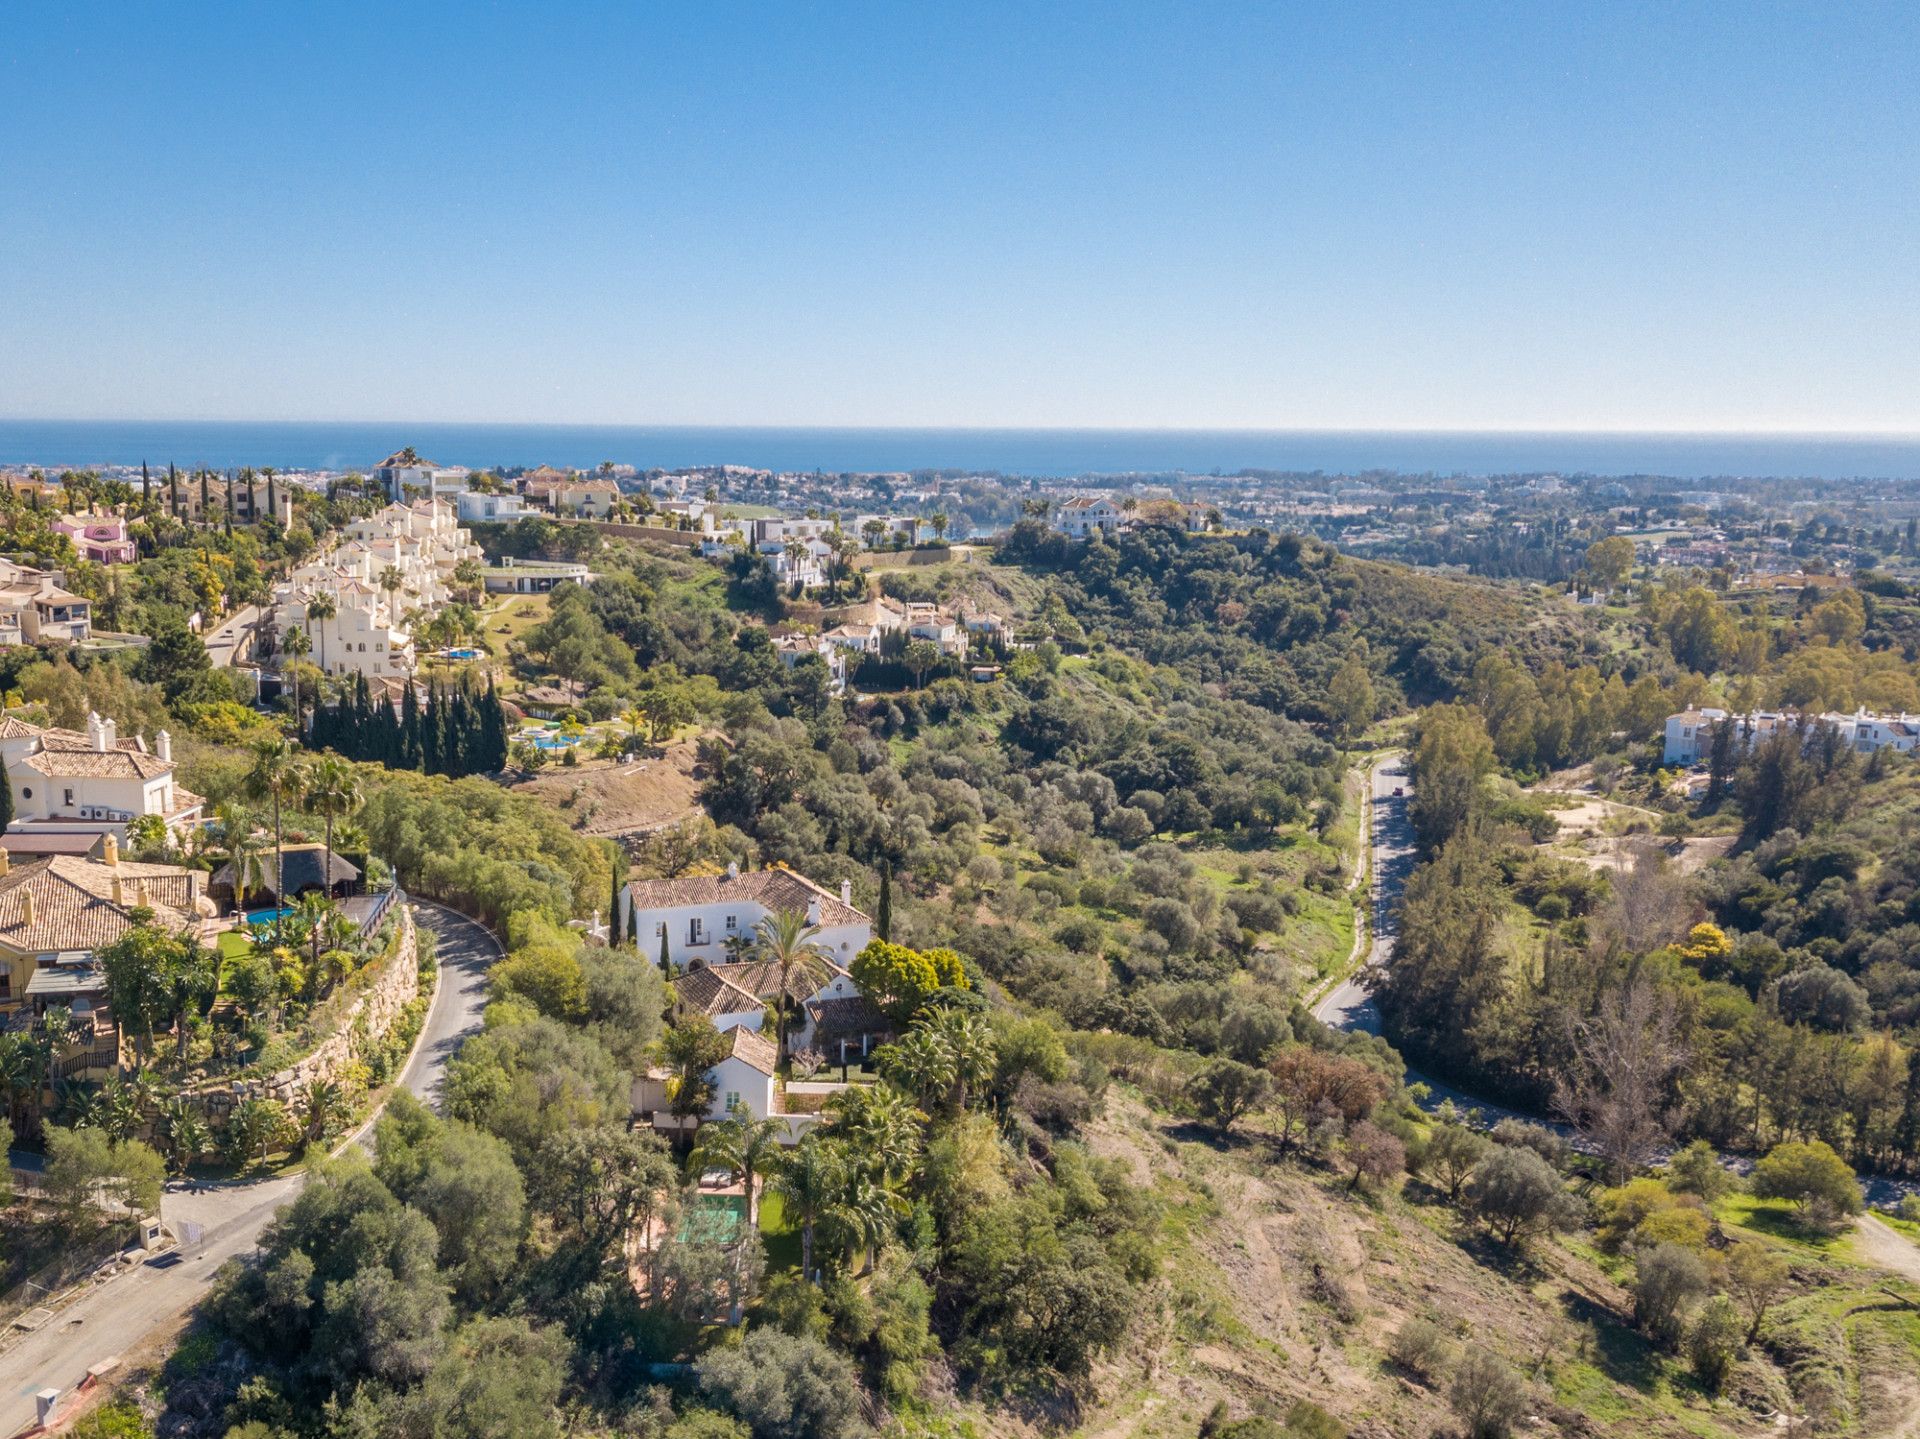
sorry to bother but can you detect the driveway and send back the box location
[201,605,262,670]
[0,901,500,1435]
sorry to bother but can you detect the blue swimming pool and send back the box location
[446,647,480,659]
[245,907,295,926]
[529,734,582,750]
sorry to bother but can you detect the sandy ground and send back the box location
[1854,1215,1920,1285]
[510,738,702,837]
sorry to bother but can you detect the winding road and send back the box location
[0,901,502,1435]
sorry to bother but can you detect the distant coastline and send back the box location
[3,419,1920,481]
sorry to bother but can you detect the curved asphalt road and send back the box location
[0,901,501,1435]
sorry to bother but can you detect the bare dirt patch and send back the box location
[509,739,702,837]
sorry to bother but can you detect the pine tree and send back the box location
[877,858,893,942]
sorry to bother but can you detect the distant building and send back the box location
[483,558,593,594]
[0,713,202,840]
[553,478,621,518]
[0,560,92,645]
[1664,706,1920,765]
[372,448,468,503]
[456,490,536,524]
[53,513,136,565]
[1055,496,1122,539]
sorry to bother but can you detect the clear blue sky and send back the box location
[4,2,1916,431]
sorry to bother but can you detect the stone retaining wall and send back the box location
[186,904,419,1125]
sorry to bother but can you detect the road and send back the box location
[1312,757,1920,1212]
[201,605,261,670]
[0,902,500,1434]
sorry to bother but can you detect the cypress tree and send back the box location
[659,926,671,976]
[609,865,624,945]
[168,462,179,516]
[141,460,150,508]
[877,858,893,942]
[199,468,210,519]
[0,759,14,831]
[400,682,421,769]
[226,470,237,524]
[483,679,508,771]
[423,682,444,774]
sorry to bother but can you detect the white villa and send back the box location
[1055,495,1123,539]
[0,714,203,843]
[373,448,469,503]
[456,490,537,524]
[268,499,483,684]
[621,863,872,971]
[1664,706,1920,765]
[821,595,971,660]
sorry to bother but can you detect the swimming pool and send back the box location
[245,907,295,927]
[528,734,583,750]
[445,647,480,660]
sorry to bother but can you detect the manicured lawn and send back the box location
[757,1188,803,1271]
[216,930,255,962]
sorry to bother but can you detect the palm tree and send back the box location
[244,737,301,942]
[688,1117,746,1190]
[754,908,826,1062]
[930,512,950,541]
[924,1007,997,1114]
[770,1136,844,1283]
[281,626,310,730]
[157,1096,209,1176]
[0,1032,38,1132]
[301,1077,346,1147]
[874,1028,955,1114]
[691,1115,787,1227]
[826,1170,907,1276]
[218,804,270,918]
[379,565,405,625]
[825,1082,923,1185]
[305,754,363,896]
[292,892,339,988]
[305,594,336,674]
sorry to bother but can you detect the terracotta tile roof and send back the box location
[0,855,202,954]
[804,994,890,1039]
[626,866,867,929]
[21,748,173,781]
[0,717,144,753]
[674,965,767,1018]
[702,954,845,1004]
[727,1025,779,1076]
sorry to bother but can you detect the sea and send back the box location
[3,419,1920,482]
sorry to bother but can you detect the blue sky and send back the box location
[3,2,1916,430]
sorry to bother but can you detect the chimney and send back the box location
[112,874,124,906]
[101,717,116,750]
[806,897,821,926]
[102,833,119,866]
[0,847,10,877]
[840,879,852,907]
[725,860,739,881]
[155,729,172,764]
[21,891,34,925]
[88,711,105,752]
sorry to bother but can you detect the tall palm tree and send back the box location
[874,1028,955,1115]
[0,1032,38,1132]
[305,594,336,675]
[305,754,363,896]
[217,805,271,916]
[379,565,405,625]
[293,891,339,988]
[244,736,301,941]
[281,625,310,731]
[754,908,826,1062]
[770,1136,843,1283]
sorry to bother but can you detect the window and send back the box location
[724,1091,741,1114]
[688,917,707,945]
[63,788,74,807]
[724,914,736,932]
[655,921,666,937]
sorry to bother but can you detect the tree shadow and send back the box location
[1560,1289,1660,1393]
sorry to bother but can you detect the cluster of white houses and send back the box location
[621,864,891,1144]
[772,594,1011,691]
[1663,706,1920,765]
[267,498,484,686]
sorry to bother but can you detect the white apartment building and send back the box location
[1664,706,1920,765]
[372,448,469,503]
[269,500,482,684]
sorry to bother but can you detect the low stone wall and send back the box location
[186,904,420,1125]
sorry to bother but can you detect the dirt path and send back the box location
[1854,1215,1920,1285]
